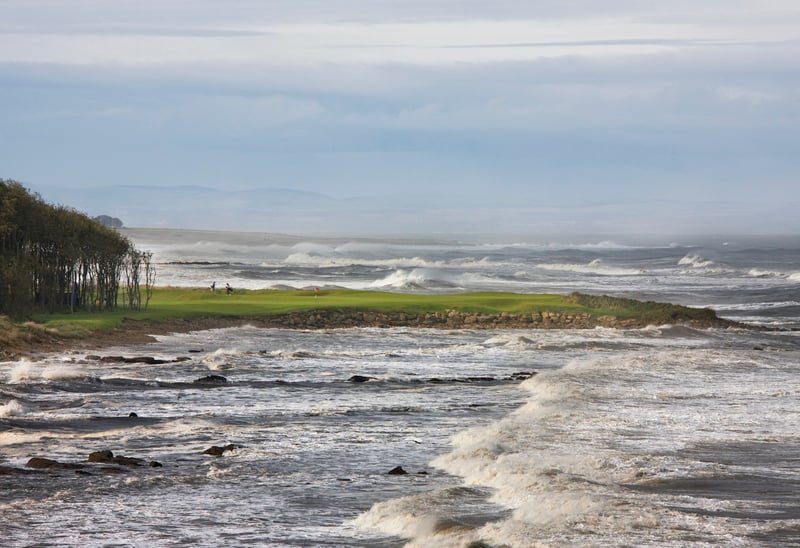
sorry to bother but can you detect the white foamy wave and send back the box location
[707,300,800,312]
[352,499,453,544]
[7,361,85,383]
[369,269,459,290]
[481,334,537,348]
[0,399,25,417]
[678,254,715,268]
[748,268,787,278]
[41,365,85,381]
[537,259,643,276]
[788,272,800,283]
[8,360,35,383]
[202,349,241,370]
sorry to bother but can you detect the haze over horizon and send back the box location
[2,1,798,236]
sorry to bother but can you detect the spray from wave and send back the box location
[369,269,460,290]
[678,254,716,269]
[537,259,643,276]
[0,399,25,417]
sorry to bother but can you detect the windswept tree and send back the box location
[0,179,155,318]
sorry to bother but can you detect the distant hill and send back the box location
[94,215,124,228]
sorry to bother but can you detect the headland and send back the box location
[0,289,745,360]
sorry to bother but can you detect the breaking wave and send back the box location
[369,269,460,290]
[536,259,643,276]
[0,399,25,417]
[678,254,716,269]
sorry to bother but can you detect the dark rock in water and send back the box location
[388,466,408,475]
[194,374,228,385]
[113,456,146,466]
[97,355,173,364]
[124,356,168,365]
[202,444,239,456]
[87,450,145,466]
[128,412,138,418]
[149,461,163,468]
[0,465,37,475]
[753,345,765,351]
[509,371,537,381]
[188,349,205,353]
[348,375,372,383]
[26,457,84,470]
[88,450,114,463]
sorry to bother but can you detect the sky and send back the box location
[1,1,799,236]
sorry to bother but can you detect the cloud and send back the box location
[1,1,799,234]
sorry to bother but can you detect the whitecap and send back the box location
[369,268,459,290]
[536,259,643,276]
[678,254,715,268]
[41,365,85,381]
[0,399,25,417]
[202,349,241,370]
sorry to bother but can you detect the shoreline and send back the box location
[1,307,747,361]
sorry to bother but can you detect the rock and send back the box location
[99,355,127,363]
[348,375,372,383]
[0,465,37,475]
[124,356,168,364]
[387,466,408,475]
[149,461,163,468]
[88,450,115,463]
[202,444,239,456]
[87,450,145,466]
[26,457,84,470]
[128,412,139,418]
[112,456,146,466]
[193,374,228,385]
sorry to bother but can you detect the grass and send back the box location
[34,288,580,330]
[28,287,718,335]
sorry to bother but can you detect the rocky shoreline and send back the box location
[1,306,746,361]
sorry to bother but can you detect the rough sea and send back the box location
[2,229,798,547]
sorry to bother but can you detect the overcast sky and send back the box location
[1,1,798,235]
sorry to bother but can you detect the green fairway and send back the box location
[32,287,721,336]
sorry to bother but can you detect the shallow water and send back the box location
[2,231,799,546]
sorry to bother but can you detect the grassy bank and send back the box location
[34,288,580,333]
[0,288,731,358]
[34,288,722,334]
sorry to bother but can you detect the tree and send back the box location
[0,179,154,318]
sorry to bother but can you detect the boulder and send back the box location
[26,457,84,470]
[193,374,228,385]
[0,465,37,475]
[387,466,408,475]
[87,450,145,466]
[202,444,239,456]
[348,375,372,383]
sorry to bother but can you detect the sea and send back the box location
[1,228,799,547]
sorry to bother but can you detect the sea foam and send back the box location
[536,259,642,276]
[0,399,25,417]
